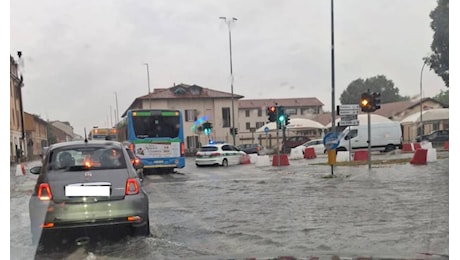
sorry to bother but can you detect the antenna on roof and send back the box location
[84,128,88,143]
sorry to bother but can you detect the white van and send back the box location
[336,121,402,152]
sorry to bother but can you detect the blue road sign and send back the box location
[264,126,269,134]
[323,132,340,150]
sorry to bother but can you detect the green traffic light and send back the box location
[278,115,285,122]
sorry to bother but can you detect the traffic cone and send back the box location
[240,154,251,164]
[15,164,23,176]
[21,163,26,175]
[303,147,317,159]
[410,148,427,165]
[402,143,413,152]
[353,150,368,161]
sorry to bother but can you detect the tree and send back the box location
[339,75,409,105]
[433,89,449,106]
[427,0,449,87]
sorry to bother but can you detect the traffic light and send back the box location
[230,127,239,135]
[203,121,212,135]
[372,92,381,111]
[277,106,285,124]
[267,106,277,122]
[360,92,373,112]
[285,113,290,126]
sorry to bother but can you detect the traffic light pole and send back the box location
[275,104,280,166]
[367,111,371,169]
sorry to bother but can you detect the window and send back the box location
[345,130,358,140]
[222,107,230,128]
[285,108,296,115]
[256,122,265,129]
[257,109,262,117]
[186,136,199,150]
[245,110,250,117]
[246,122,250,130]
[185,109,197,122]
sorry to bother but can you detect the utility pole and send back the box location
[144,63,152,109]
[219,16,238,145]
[114,92,119,124]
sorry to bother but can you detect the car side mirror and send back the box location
[30,166,41,175]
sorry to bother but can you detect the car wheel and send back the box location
[195,163,203,167]
[384,144,395,152]
[132,218,150,237]
[222,159,228,167]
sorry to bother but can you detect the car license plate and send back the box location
[65,185,110,197]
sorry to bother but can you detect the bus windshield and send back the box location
[132,114,180,138]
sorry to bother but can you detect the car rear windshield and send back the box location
[46,146,127,171]
[199,146,218,152]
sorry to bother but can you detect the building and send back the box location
[24,112,49,160]
[10,54,25,163]
[122,83,326,153]
[238,98,325,147]
[49,121,77,144]
[372,97,448,142]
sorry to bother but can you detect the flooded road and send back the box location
[10,153,449,259]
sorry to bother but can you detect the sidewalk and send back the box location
[10,160,42,177]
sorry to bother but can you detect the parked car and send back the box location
[195,143,246,167]
[237,143,264,155]
[281,136,311,153]
[415,129,449,145]
[295,138,326,155]
[28,140,150,245]
[125,145,145,181]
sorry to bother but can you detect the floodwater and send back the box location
[10,153,449,259]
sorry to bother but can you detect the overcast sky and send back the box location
[9,0,448,136]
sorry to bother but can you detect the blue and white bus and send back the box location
[116,109,185,173]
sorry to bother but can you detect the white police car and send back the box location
[195,143,246,167]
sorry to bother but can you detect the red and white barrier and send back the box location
[15,163,26,176]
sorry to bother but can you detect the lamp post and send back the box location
[114,92,119,125]
[219,16,237,145]
[420,60,427,136]
[144,63,151,108]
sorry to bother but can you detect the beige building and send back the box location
[24,112,49,160]
[122,83,325,153]
[10,54,25,163]
[373,98,448,142]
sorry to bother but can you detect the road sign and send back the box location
[338,120,359,126]
[337,104,359,116]
[323,132,340,150]
[264,127,269,134]
[340,115,358,121]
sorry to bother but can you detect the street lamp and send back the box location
[219,16,237,145]
[420,60,427,136]
[114,92,119,124]
[144,63,152,108]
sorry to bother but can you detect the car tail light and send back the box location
[181,142,185,157]
[125,178,139,195]
[130,157,141,166]
[38,183,53,201]
[129,143,135,154]
[41,222,55,228]
[209,152,221,157]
